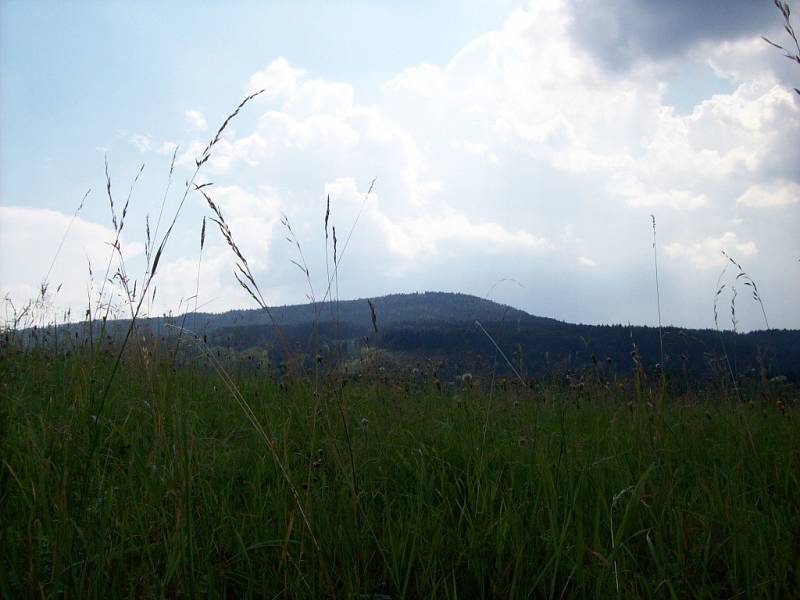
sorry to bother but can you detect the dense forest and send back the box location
[40,292,797,382]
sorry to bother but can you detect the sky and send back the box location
[1,0,798,331]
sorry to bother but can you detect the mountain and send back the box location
[167,291,554,332]
[26,292,800,381]
[152,292,800,381]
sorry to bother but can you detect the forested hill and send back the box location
[147,292,798,380]
[39,292,800,380]
[158,291,559,333]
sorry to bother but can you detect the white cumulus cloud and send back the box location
[184,109,208,132]
[736,179,800,208]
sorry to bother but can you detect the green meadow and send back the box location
[4,11,800,593]
[2,339,798,598]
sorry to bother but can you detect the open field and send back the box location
[2,340,798,598]
[3,1,800,598]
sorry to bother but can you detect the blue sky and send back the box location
[1,0,798,330]
[1,1,516,219]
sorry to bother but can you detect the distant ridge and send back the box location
[169,291,560,333]
[29,291,800,380]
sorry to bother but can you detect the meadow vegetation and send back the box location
[3,10,800,593]
[1,334,798,598]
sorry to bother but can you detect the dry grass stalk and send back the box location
[44,188,91,287]
[199,186,277,328]
[86,90,266,467]
[763,0,800,96]
[474,320,525,386]
[713,262,739,398]
[281,212,316,303]
[368,299,378,334]
[650,215,664,367]
[148,145,179,273]
[721,250,770,330]
[196,90,265,167]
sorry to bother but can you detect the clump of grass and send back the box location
[712,249,771,402]
[721,250,770,331]
[65,90,266,527]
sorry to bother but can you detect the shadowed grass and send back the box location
[1,344,798,598]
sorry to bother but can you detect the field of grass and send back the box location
[4,4,800,596]
[1,338,798,598]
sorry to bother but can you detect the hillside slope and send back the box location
[36,291,800,380]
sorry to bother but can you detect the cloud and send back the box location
[664,232,758,270]
[159,1,797,328]
[737,179,800,208]
[248,56,307,98]
[609,174,708,210]
[155,141,179,155]
[567,0,778,70]
[131,134,152,153]
[130,135,179,157]
[702,29,800,91]
[184,109,208,132]
[323,177,547,262]
[0,206,143,322]
[11,1,799,330]
[382,63,444,98]
[449,140,500,164]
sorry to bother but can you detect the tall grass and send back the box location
[1,343,798,598]
[2,17,799,595]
